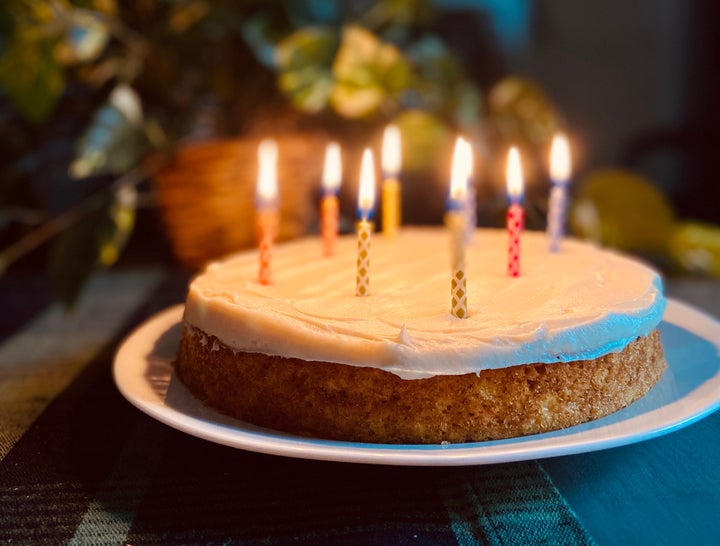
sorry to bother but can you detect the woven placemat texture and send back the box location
[0,270,595,546]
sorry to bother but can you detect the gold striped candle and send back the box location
[447,210,467,318]
[447,137,469,318]
[356,148,376,296]
[356,219,372,296]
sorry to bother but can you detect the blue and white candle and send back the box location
[547,133,572,252]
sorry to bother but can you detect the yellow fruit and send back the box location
[569,168,674,253]
[667,221,720,277]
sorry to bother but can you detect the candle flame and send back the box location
[256,139,278,205]
[450,137,469,201]
[506,146,524,200]
[462,138,473,179]
[322,141,342,192]
[550,133,571,183]
[358,148,376,218]
[381,124,401,176]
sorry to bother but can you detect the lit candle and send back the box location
[462,138,476,243]
[447,137,469,318]
[256,139,279,285]
[381,124,402,237]
[321,142,342,256]
[547,132,572,252]
[356,148,376,296]
[506,146,524,277]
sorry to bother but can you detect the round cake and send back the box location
[175,227,667,443]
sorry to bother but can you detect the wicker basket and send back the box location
[153,133,327,268]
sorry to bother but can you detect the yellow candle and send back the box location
[356,148,376,296]
[381,124,401,237]
[447,137,469,318]
[255,139,279,285]
[321,142,342,256]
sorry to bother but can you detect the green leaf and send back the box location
[487,76,561,147]
[168,1,210,34]
[70,84,148,178]
[394,109,452,173]
[49,192,110,308]
[240,13,278,69]
[0,29,64,122]
[98,184,136,267]
[275,26,337,113]
[452,82,482,129]
[401,35,482,123]
[330,25,411,119]
[276,26,337,71]
[357,0,434,31]
[49,184,137,308]
[55,9,109,64]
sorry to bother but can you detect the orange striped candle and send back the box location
[255,139,279,285]
[321,142,342,256]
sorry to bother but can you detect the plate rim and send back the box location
[113,298,720,466]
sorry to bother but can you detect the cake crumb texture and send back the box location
[174,328,666,444]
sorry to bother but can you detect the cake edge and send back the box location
[174,326,667,444]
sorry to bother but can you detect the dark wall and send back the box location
[489,0,719,223]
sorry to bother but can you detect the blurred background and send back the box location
[1,0,718,306]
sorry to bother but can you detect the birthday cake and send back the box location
[174,227,667,444]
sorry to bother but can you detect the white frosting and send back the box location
[183,227,666,379]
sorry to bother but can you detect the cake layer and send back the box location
[183,228,666,379]
[175,328,667,443]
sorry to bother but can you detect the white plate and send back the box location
[113,299,720,466]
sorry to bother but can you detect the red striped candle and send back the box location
[506,147,524,277]
[507,203,524,277]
